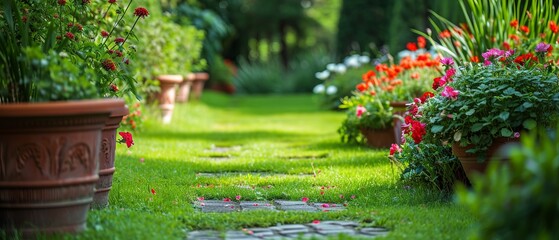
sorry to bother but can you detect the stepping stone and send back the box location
[187,230,221,239]
[278,205,318,212]
[273,200,306,206]
[270,224,310,235]
[311,203,347,211]
[240,201,277,212]
[320,221,360,227]
[224,231,260,240]
[194,200,240,213]
[244,228,275,238]
[307,223,346,231]
[360,227,390,236]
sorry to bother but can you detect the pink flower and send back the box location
[235,195,241,201]
[197,197,205,201]
[351,195,356,199]
[223,198,231,202]
[514,132,520,138]
[114,37,125,44]
[440,57,454,66]
[356,105,366,118]
[339,194,344,199]
[389,144,402,156]
[535,43,551,53]
[441,86,459,99]
[321,203,330,208]
[302,197,309,202]
[312,220,320,224]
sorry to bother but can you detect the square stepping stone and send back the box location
[245,228,275,237]
[270,224,311,235]
[311,203,347,211]
[320,221,359,227]
[187,230,220,239]
[273,200,307,206]
[224,230,260,239]
[278,205,319,212]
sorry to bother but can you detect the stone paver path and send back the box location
[194,200,346,213]
[186,221,389,239]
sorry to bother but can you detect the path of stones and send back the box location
[185,146,390,239]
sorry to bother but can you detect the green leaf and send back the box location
[465,109,475,116]
[523,102,533,108]
[499,112,509,121]
[471,123,484,132]
[523,119,537,129]
[431,125,444,133]
[500,128,513,137]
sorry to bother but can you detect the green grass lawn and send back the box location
[76,92,475,239]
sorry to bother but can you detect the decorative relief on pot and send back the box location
[16,143,47,176]
[101,138,111,166]
[60,143,90,175]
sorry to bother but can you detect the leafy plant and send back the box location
[389,137,465,193]
[419,46,559,156]
[456,127,559,239]
[0,0,147,102]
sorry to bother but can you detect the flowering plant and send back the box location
[0,0,149,103]
[415,44,559,156]
[338,37,441,143]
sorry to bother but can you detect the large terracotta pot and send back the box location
[452,137,520,182]
[176,73,196,103]
[190,72,209,100]
[156,75,183,124]
[0,99,119,237]
[360,127,396,148]
[92,100,128,209]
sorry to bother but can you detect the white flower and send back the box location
[358,55,370,64]
[335,64,347,74]
[326,63,337,72]
[344,55,360,68]
[313,84,325,94]
[326,85,338,95]
[314,70,330,80]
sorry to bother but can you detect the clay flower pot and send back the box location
[360,127,396,148]
[176,73,196,103]
[92,100,129,209]
[156,75,183,124]
[190,72,209,100]
[0,99,121,237]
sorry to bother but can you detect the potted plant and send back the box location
[415,46,559,181]
[338,39,441,147]
[134,11,205,122]
[0,0,146,236]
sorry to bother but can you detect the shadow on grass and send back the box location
[142,129,310,143]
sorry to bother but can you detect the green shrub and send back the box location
[457,127,559,239]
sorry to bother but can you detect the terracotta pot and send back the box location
[190,72,209,100]
[452,138,520,182]
[156,75,183,124]
[0,99,120,237]
[91,100,128,209]
[360,127,397,148]
[176,73,196,103]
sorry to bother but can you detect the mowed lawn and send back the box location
[77,92,474,240]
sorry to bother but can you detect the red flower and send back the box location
[389,144,401,156]
[356,82,368,92]
[108,0,117,3]
[510,19,518,28]
[470,56,479,63]
[58,0,66,5]
[110,84,119,92]
[223,198,231,202]
[114,37,125,44]
[417,36,426,49]
[419,91,434,103]
[502,42,511,50]
[151,188,156,195]
[114,50,123,57]
[65,32,74,40]
[101,30,109,38]
[362,70,376,81]
[82,0,91,4]
[520,25,530,34]
[134,7,150,18]
[102,59,117,71]
[439,30,451,38]
[118,131,134,148]
[550,21,559,34]
[432,77,442,90]
[75,23,83,32]
[406,42,418,51]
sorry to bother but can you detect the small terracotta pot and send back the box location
[176,73,196,103]
[0,99,120,238]
[360,127,397,148]
[390,101,408,145]
[190,72,209,100]
[92,100,128,209]
[156,75,183,124]
[452,137,520,182]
